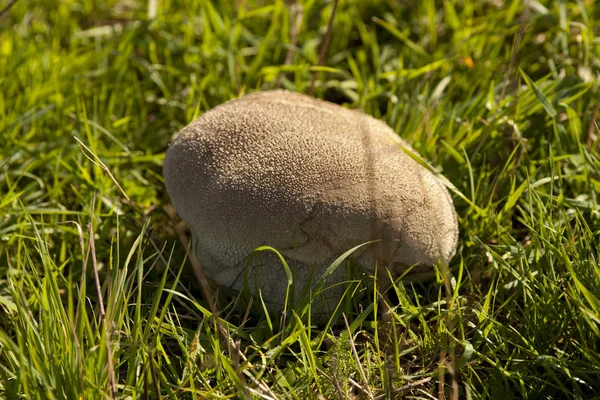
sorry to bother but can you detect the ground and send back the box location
[1,0,599,399]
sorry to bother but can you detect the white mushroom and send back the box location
[164,90,458,311]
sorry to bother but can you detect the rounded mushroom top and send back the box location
[164,90,458,279]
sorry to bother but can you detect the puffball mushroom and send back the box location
[164,90,458,311]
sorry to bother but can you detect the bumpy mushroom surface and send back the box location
[164,90,458,310]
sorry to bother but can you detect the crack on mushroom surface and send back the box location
[163,90,459,314]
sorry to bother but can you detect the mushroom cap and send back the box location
[164,90,458,308]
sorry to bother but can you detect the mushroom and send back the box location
[164,90,458,312]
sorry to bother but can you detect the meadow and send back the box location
[1,0,599,398]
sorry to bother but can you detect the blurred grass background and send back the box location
[1,0,600,398]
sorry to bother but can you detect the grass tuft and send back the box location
[1,0,599,398]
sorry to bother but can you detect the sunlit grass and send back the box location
[1,0,599,398]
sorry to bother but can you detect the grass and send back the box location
[1,0,599,398]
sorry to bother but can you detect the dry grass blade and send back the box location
[74,136,130,202]
[372,377,433,400]
[0,0,19,18]
[87,194,117,399]
[437,350,446,400]
[500,9,530,100]
[88,195,105,320]
[309,0,339,95]
[585,110,598,149]
[343,313,373,399]
[277,3,303,88]
[164,206,217,317]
